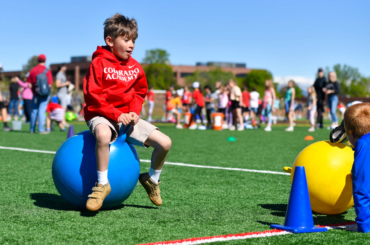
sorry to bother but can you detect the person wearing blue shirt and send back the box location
[344,103,370,232]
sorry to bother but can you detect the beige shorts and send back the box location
[86,116,158,147]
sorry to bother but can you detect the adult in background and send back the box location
[229,79,244,131]
[16,74,33,123]
[313,68,327,128]
[324,72,340,130]
[55,64,71,110]
[8,77,20,120]
[28,54,53,134]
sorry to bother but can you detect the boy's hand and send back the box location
[118,113,131,126]
[129,112,139,125]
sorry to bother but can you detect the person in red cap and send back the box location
[27,54,53,133]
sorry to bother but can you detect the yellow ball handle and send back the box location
[283,167,292,173]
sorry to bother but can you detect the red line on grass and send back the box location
[139,222,357,245]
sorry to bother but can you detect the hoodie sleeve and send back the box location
[83,59,123,122]
[129,65,148,115]
[352,140,370,233]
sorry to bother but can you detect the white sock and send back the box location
[97,170,108,185]
[149,168,161,184]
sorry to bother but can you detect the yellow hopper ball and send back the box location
[291,141,354,215]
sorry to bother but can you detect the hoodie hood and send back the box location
[92,46,131,64]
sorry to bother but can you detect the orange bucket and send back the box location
[211,113,224,130]
[183,112,194,129]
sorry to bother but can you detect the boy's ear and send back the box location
[105,36,114,47]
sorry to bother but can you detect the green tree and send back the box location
[21,56,39,77]
[142,49,175,89]
[185,67,235,89]
[241,69,273,95]
[142,49,169,64]
[143,63,175,89]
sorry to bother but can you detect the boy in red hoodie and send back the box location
[83,14,172,211]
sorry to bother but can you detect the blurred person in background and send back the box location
[338,102,346,119]
[188,81,204,129]
[162,85,174,121]
[28,54,53,134]
[8,77,20,120]
[204,85,217,129]
[313,68,327,129]
[146,86,155,122]
[0,87,12,131]
[307,86,317,132]
[16,74,33,123]
[324,72,340,130]
[72,91,83,115]
[55,64,71,110]
[229,79,244,131]
[241,86,250,122]
[46,96,66,133]
[249,87,260,126]
[285,80,296,131]
[182,86,192,113]
[263,80,276,132]
[167,90,183,129]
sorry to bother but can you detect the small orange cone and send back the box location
[305,135,314,141]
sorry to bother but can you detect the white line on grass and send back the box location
[0,146,289,176]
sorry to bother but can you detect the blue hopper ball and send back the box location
[52,126,140,209]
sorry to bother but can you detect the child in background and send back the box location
[189,81,204,129]
[182,86,192,113]
[167,91,183,129]
[338,102,346,119]
[217,85,229,115]
[263,80,276,132]
[229,79,244,131]
[249,87,260,126]
[241,86,250,122]
[343,103,370,233]
[285,80,296,131]
[46,96,66,132]
[204,85,216,129]
[307,86,317,132]
[162,86,173,121]
[146,86,155,122]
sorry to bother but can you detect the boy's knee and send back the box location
[160,136,172,152]
[95,125,112,145]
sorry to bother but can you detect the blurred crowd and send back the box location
[146,68,347,132]
[0,55,83,133]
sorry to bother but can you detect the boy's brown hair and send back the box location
[104,14,138,41]
[344,103,370,138]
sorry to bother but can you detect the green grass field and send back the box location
[0,122,366,244]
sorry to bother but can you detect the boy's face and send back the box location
[106,35,135,60]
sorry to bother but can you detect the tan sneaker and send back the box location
[86,182,111,211]
[139,173,162,206]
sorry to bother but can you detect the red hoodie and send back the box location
[83,46,148,122]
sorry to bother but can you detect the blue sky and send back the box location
[0,0,369,86]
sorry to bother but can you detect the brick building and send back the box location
[2,57,252,90]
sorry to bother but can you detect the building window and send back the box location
[180,72,194,78]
